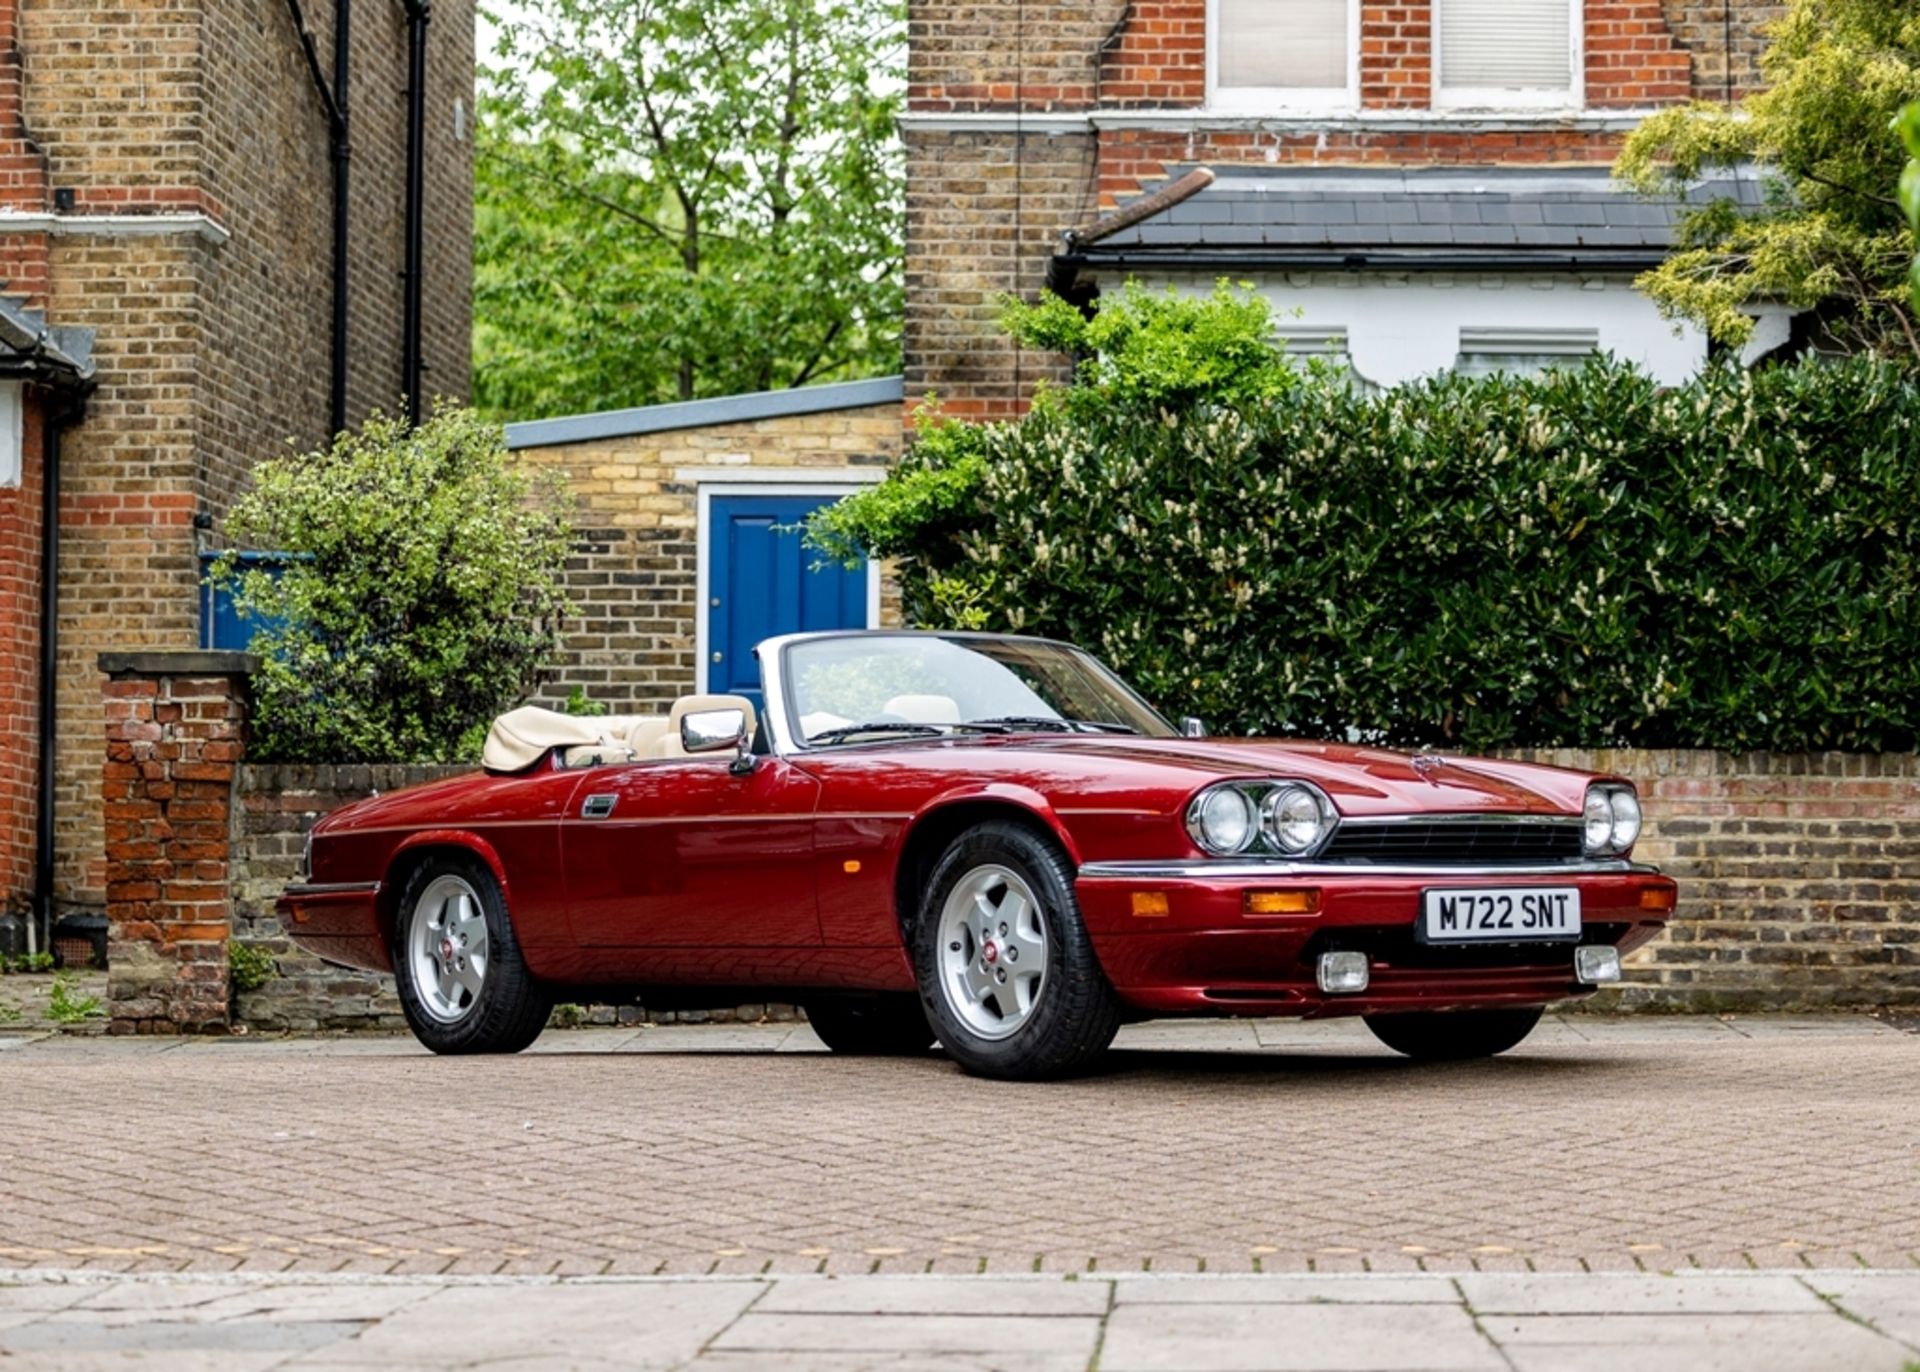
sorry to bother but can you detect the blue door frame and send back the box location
[706,493,870,713]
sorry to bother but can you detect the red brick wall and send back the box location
[1586,0,1692,107]
[102,662,249,1033]
[0,392,42,912]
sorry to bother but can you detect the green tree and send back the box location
[1616,0,1920,361]
[209,406,575,762]
[475,0,904,421]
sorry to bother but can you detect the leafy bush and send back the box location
[228,943,278,995]
[812,288,1920,752]
[210,405,574,762]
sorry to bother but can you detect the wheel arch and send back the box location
[380,831,512,942]
[891,786,1080,941]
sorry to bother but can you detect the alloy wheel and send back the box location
[937,863,1048,1040]
[408,874,490,1024]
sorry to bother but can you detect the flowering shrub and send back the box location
[209,405,574,762]
[811,288,1920,752]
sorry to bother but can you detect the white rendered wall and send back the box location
[1140,271,1707,387]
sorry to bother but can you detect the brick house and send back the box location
[903,0,1786,413]
[0,0,475,956]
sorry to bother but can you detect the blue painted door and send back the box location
[708,495,868,711]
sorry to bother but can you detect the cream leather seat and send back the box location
[652,693,758,758]
[627,717,670,756]
[884,693,961,725]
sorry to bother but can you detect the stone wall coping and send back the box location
[504,376,904,450]
[99,651,258,679]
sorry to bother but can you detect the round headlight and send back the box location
[1608,788,1642,852]
[1264,785,1328,854]
[1188,786,1256,855]
[1583,789,1615,854]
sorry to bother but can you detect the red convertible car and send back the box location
[280,630,1675,1079]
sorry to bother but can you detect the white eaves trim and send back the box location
[0,210,232,246]
[897,108,1660,135]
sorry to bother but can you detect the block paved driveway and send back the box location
[1,1015,1917,1279]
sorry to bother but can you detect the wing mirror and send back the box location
[680,707,757,775]
[1181,716,1207,738]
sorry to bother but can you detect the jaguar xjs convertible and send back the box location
[279,630,1676,1079]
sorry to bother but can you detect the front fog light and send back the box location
[1575,945,1622,985]
[1317,951,1370,994]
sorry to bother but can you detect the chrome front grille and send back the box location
[1320,817,1584,865]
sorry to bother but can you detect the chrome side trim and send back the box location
[281,881,382,898]
[1078,859,1655,880]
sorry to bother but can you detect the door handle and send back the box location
[581,794,617,819]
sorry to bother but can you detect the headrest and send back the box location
[884,693,961,725]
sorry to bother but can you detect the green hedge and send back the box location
[814,341,1920,752]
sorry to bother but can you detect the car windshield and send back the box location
[783,635,1176,745]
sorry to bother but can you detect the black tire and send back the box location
[802,994,937,1056]
[392,853,552,1055]
[1363,1006,1544,1061]
[912,820,1123,1081]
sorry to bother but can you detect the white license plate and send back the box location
[1419,887,1582,944]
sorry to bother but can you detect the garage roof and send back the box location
[1069,165,1768,271]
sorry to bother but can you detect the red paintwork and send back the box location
[278,732,1674,1014]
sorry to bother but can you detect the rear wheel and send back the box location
[802,994,936,1055]
[1363,1007,1543,1061]
[912,821,1122,1081]
[393,854,551,1055]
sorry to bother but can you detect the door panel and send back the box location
[709,495,868,712]
[562,758,823,950]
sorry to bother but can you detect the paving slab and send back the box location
[1110,1276,1457,1305]
[1457,1273,1828,1314]
[1486,1313,1910,1372]
[754,1276,1111,1315]
[714,1310,1102,1355]
[1099,1300,1506,1372]
[290,1282,760,1368]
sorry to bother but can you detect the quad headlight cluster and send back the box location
[1583,783,1642,855]
[1185,781,1338,858]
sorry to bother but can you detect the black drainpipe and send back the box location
[329,0,352,435]
[33,396,82,954]
[400,0,429,426]
[282,0,352,434]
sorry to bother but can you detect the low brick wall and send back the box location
[1500,750,1920,1010]
[228,750,1920,1030]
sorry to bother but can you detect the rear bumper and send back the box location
[1075,860,1675,1019]
[276,881,392,973]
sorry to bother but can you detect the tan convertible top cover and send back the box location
[481,706,612,773]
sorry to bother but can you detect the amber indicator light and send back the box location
[1639,885,1676,911]
[843,860,862,875]
[1130,891,1170,918]
[1244,888,1320,916]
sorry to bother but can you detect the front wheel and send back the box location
[1363,1007,1544,1061]
[912,821,1122,1081]
[803,994,936,1056]
[392,854,551,1055]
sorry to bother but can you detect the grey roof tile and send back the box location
[1085,164,1764,262]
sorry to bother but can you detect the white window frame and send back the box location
[0,383,22,488]
[1432,0,1584,112]
[694,475,883,696]
[1206,0,1361,115]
